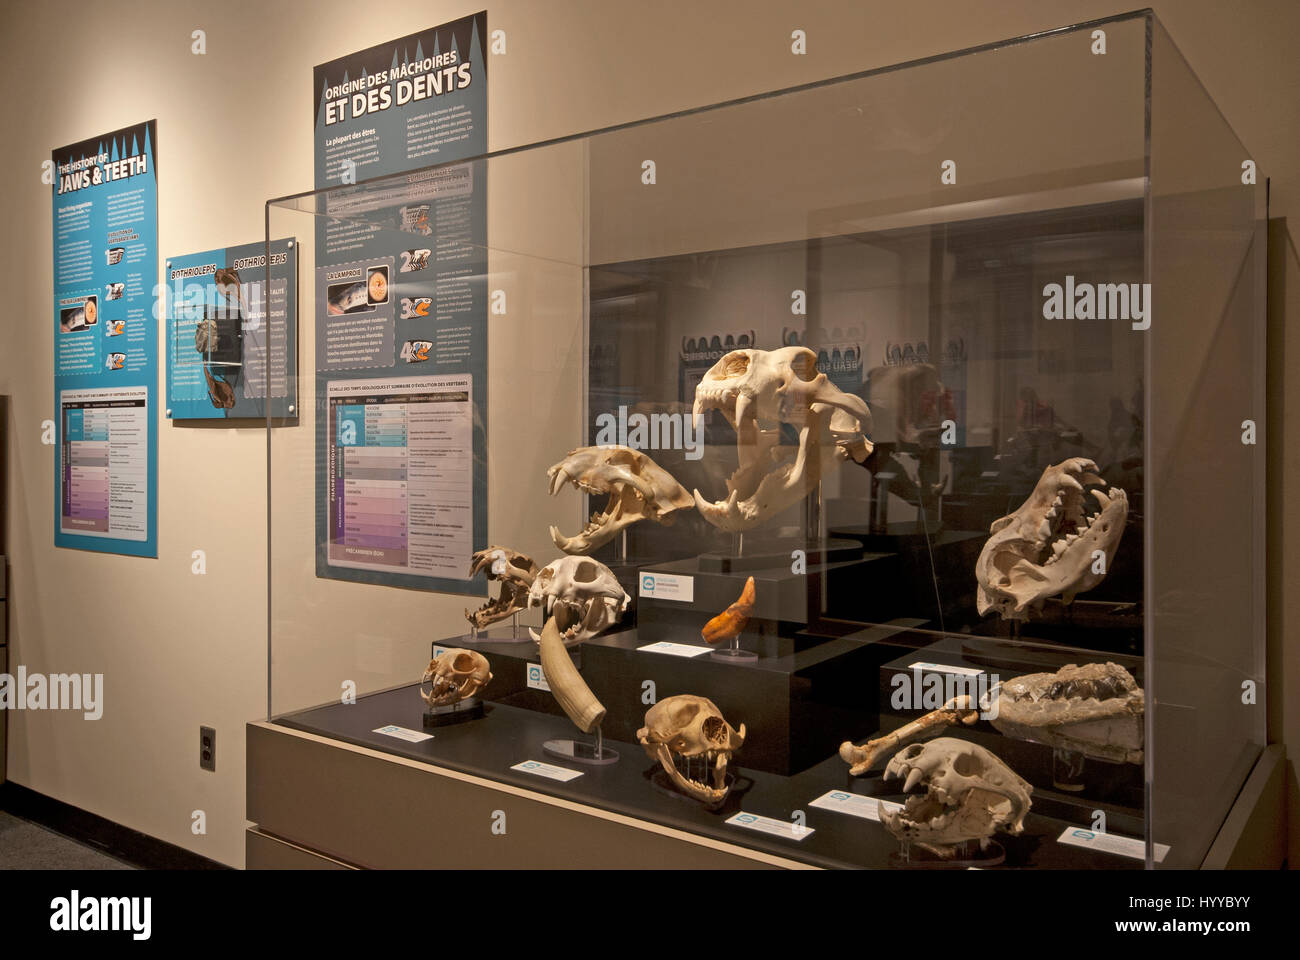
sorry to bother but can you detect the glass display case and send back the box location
[263,10,1265,869]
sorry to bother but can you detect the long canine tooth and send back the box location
[1037,519,1051,539]
[1091,489,1110,509]
[734,391,752,426]
[903,767,925,793]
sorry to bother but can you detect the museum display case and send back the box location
[259,10,1265,869]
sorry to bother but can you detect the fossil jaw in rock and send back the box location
[691,347,872,532]
[985,662,1145,763]
[975,457,1128,621]
[879,737,1033,858]
[464,546,539,630]
[546,445,693,554]
[638,695,746,809]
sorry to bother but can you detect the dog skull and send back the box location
[880,737,1033,858]
[526,556,630,646]
[975,458,1128,621]
[465,546,539,629]
[420,649,492,707]
[638,695,746,809]
[546,445,694,554]
[692,347,872,531]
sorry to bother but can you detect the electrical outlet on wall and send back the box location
[200,726,216,772]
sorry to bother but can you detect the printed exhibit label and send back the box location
[373,724,433,743]
[725,812,814,841]
[638,572,695,602]
[808,789,903,822]
[512,760,582,782]
[636,641,711,658]
[1057,826,1169,862]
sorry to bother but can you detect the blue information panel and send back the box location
[164,239,299,420]
[312,13,488,593]
[52,120,158,557]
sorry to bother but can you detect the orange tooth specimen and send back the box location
[702,576,756,644]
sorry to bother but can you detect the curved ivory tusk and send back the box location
[538,617,606,734]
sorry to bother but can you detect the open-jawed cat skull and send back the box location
[546,445,694,554]
[526,556,630,646]
[638,695,746,809]
[975,458,1128,621]
[880,738,1033,858]
[984,662,1144,764]
[420,649,492,707]
[465,546,539,630]
[692,347,872,532]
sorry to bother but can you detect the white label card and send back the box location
[725,812,814,841]
[808,790,902,822]
[1056,827,1169,862]
[525,663,551,692]
[637,641,712,658]
[511,760,583,782]
[372,724,433,743]
[905,661,984,677]
[638,572,695,603]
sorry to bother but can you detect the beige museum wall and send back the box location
[0,0,1297,868]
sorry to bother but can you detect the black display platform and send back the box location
[438,620,918,776]
[276,687,1142,870]
[637,538,899,635]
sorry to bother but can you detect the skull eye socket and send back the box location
[901,744,925,760]
[452,653,475,672]
[573,560,600,583]
[718,352,750,377]
[606,448,641,468]
[702,716,726,743]
[952,752,985,777]
[790,349,819,381]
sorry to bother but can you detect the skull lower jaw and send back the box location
[649,742,732,808]
[465,584,527,629]
[693,422,831,533]
[550,485,644,553]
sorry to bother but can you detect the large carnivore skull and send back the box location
[986,662,1144,763]
[975,458,1128,621]
[638,695,746,809]
[880,738,1033,858]
[692,347,873,531]
[465,546,539,629]
[526,556,630,646]
[420,649,492,707]
[546,445,694,554]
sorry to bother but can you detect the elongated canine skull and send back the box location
[638,695,746,808]
[975,458,1128,621]
[880,737,1033,857]
[547,445,694,554]
[987,662,1144,764]
[692,347,872,531]
[465,546,538,629]
[527,556,630,646]
[420,649,492,707]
